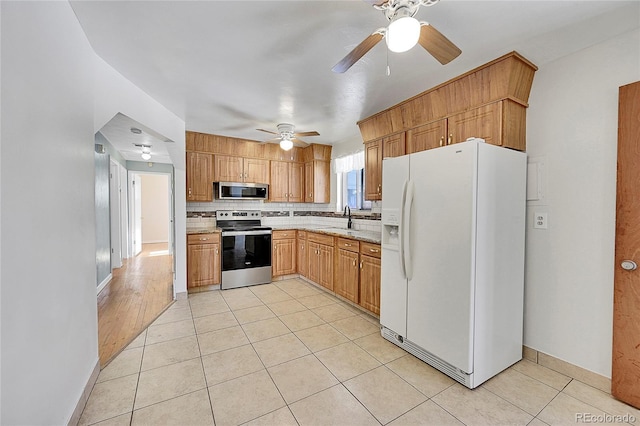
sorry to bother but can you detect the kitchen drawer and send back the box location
[187,233,220,245]
[273,230,296,240]
[308,232,334,246]
[336,237,359,253]
[297,231,307,240]
[360,242,381,258]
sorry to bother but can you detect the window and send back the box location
[335,151,371,211]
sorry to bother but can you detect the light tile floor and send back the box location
[79,278,640,426]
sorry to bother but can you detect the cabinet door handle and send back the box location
[369,248,379,253]
[352,259,356,267]
[244,173,248,178]
[360,261,363,269]
[309,193,313,198]
[215,248,219,254]
[199,238,209,241]
[448,134,453,145]
[439,136,444,147]
[188,188,192,196]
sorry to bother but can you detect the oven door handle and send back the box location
[222,230,272,237]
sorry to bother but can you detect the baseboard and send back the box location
[96,274,112,295]
[522,345,611,393]
[142,240,169,244]
[175,290,189,300]
[67,359,100,426]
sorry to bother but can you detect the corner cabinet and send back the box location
[365,133,405,201]
[305,161,330,203]
[186,151,213,202]
[272,230,297,277]
[297,231,308,278]
[359,242,381,315]
[187,233,220,288]
[307,232,334,291]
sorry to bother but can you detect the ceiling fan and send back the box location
[332,0,461,73]
[256,123,320,151]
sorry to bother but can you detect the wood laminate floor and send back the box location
[98,243,174,367]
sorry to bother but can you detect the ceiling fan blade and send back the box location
[418,23,461,65]
[292,138,309,147]
[332,31,384,73]
[293,131,320,137]
[256,128,278,135]
[263,137,282,144]
[362,0,388,6]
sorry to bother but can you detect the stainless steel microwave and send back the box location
[215,182,269,200]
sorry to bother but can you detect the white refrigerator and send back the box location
[380,138,526,388]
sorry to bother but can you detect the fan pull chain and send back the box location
[386,48,391,76]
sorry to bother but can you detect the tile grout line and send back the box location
[190,297,218,426]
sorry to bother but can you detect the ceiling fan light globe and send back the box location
[386,16,420,53]
[279,139,294,151]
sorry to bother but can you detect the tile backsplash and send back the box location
[186,201,382,233]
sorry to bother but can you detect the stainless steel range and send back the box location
[216,210,272,290]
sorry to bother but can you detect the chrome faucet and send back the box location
[343,206,353,229]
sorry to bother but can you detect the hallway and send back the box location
[98,243,174,366]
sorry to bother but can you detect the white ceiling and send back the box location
[72,0,640,162]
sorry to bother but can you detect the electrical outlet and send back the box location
[534,212,548,229]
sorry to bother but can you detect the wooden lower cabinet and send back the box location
[359,254,381,315]
[335,248,359,303]
[297,231,308,278]
[307,232,334,291]
[272,230,297,277]
[187,233,221,288]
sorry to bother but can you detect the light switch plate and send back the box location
[534,212,548,229]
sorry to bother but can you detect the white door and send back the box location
[109,160,123,268]
[380,155,410,336]
[406,142,476,374]
[132,173,142,256]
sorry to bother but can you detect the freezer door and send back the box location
[406,143,477,374]
[380,155,410,336]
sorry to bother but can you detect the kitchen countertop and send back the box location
[271,225,381,244]
[186,225,381,244]
[186,228,221,235]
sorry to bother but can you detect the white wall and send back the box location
[1,2,98,424]
[141,174,170,243]
[524,29,640,378]
[94,51,187,296]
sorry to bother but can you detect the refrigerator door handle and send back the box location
[403,180,415,280]
[399,179,408,278]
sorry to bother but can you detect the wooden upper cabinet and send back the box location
[186,151,213,202]
[214,155,270,184]
[270,161,290,202]
[448,102,502,146]
[270,161,304,203]
[289,162,305,202]
[406,119,448,154]
[382,132,406,158]
[305,160,330,203]
[244,158,270,184]
[214,155,243,182]
[357,52,537,146]
[365,139,383,201]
